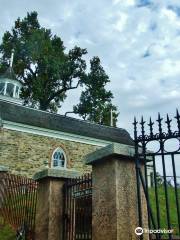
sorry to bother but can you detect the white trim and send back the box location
[0,95,23,104]
[51,147,67,169]
[2,120,112,147]
[0,78,22,102]
[4,82,7,95]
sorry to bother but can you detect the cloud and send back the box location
[137,0,152,8]
[113,12,128,32]
[0,0,180,134]
[113,0,135,7]
[168,5,180,17]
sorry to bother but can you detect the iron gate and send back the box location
[63,173,92,240]
[134,111,180,240]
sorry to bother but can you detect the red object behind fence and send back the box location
[0,172,38,239]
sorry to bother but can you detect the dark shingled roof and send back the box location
[0,100,134,146]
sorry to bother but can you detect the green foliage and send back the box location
[0,12,87,112]
[0,217,16,240]
[149,186,180,236]
[73,57,119,126]
[0,12,119,125]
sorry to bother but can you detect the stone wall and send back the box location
[0,128,100,177]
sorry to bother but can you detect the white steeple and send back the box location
[0,49,22,104]
[110,108,113,127]
[10,49,15,68]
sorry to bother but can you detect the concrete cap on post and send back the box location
[0,165,9,172]
[33,168,81,181]
[85,143,135,165]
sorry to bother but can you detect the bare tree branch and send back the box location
[48,80,81,102]
[64,111,74,116]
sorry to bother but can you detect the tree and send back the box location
[73,57,119,126]
[0,12,119,126]
[0,12,87,112]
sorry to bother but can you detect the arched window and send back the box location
[51,148,66,168]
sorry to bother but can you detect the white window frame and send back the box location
[14,85,20,98]
[6,82,15,97]
[51,147,67,169]
[0,79,22,99]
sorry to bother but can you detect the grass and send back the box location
[149,186,180,236]
[0,217,16,240]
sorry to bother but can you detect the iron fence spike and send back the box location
[176,108,179,117]
[175,109,180,133]
[148,117,154,136]
[133,117,138,125]
[165,114,172,135]
[175,108,180,120]
[133,110,180,236]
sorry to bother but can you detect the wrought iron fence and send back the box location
[63,173,92,240]
[133,110,180,240]
[0,172,38,239]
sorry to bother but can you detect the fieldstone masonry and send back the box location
[0,128,98,177]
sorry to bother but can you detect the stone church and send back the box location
[0,60,134,177]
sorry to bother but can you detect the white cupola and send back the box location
[0,50,22,104]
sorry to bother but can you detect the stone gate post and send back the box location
[34,168,80,240]
[85,143,148,240]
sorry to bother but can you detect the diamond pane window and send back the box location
[52,148,66,168]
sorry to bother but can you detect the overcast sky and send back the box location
[0,0,180,143]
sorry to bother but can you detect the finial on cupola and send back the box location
[10,49,15,68]
[0,48,23,104]
[110,108,113,127]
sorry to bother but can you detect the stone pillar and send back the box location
[85,143,148,240]
[34,168,80,240]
